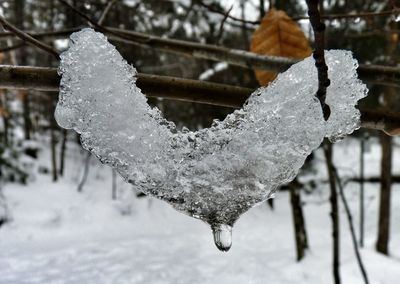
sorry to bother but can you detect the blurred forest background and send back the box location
[0,0,400,283]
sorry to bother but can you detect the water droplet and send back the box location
[212,224,232,252]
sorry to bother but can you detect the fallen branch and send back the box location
[0,65,398,134]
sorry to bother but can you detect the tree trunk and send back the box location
[324,142,341,284]
[112,169,117,200]
[259,0,266,19]
[267,198,274,209]
[59,129,67,176]
[376,133,392,255]
[359,135,365,247]
[375,19,396,256]
[240,0,250,50]
[77,153,91,193]
[50,124,58,182]
[14,0,31,140]
[289,179,309,261]
[0,91,9,146]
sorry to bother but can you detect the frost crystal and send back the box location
[55,29,368,251]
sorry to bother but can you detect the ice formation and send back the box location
[55,29,368,251]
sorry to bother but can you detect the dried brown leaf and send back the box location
[250,9,312,86]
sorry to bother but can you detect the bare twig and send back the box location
[0,41,26,53]
[306,0,330,120]
[195,0,260,25]
[57,0,169,50]
[0,16,59,58]
[215,5,233,44]
[294,8,400,21]
[350,175,400,183]
[0,65,398,133]
[98,0,118,25]
[333,166,370,284]
[195,0,400,24]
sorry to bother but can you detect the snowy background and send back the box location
[0,137,399,284]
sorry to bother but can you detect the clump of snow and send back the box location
[55,28,367,250]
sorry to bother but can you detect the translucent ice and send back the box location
[55,29,368,251]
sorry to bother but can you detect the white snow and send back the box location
[54,29,368,247]
[0,138,400,283]
[198,62,228,80]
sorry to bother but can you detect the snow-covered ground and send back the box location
[0,137,399,284]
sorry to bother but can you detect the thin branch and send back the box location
[57,0,127,41]
[349,175,400,183]
[306,0,330,120]
[0,41,26,53]
[294,8,400,21]
[333,166,370,284]
[195,0,260,25]
[0,65,398,133]
[215,5,233,44]
[0,16,59,58]
[98,0,118,25]
[0,27,79,39]
[195,0,400,24]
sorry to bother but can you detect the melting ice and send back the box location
[55,29,368,251]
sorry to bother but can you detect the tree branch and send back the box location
[293,8,400,21]
[1,27,400,87]
[334,166,370,284]
[0,16,59,58]
[0,41,26,53]
[194,0,400,24]
[0,64,398,134]
[195,0,260,25]
[97,0,118,25]
[306,0,330,120]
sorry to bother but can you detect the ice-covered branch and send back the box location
[0,64,398,134]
